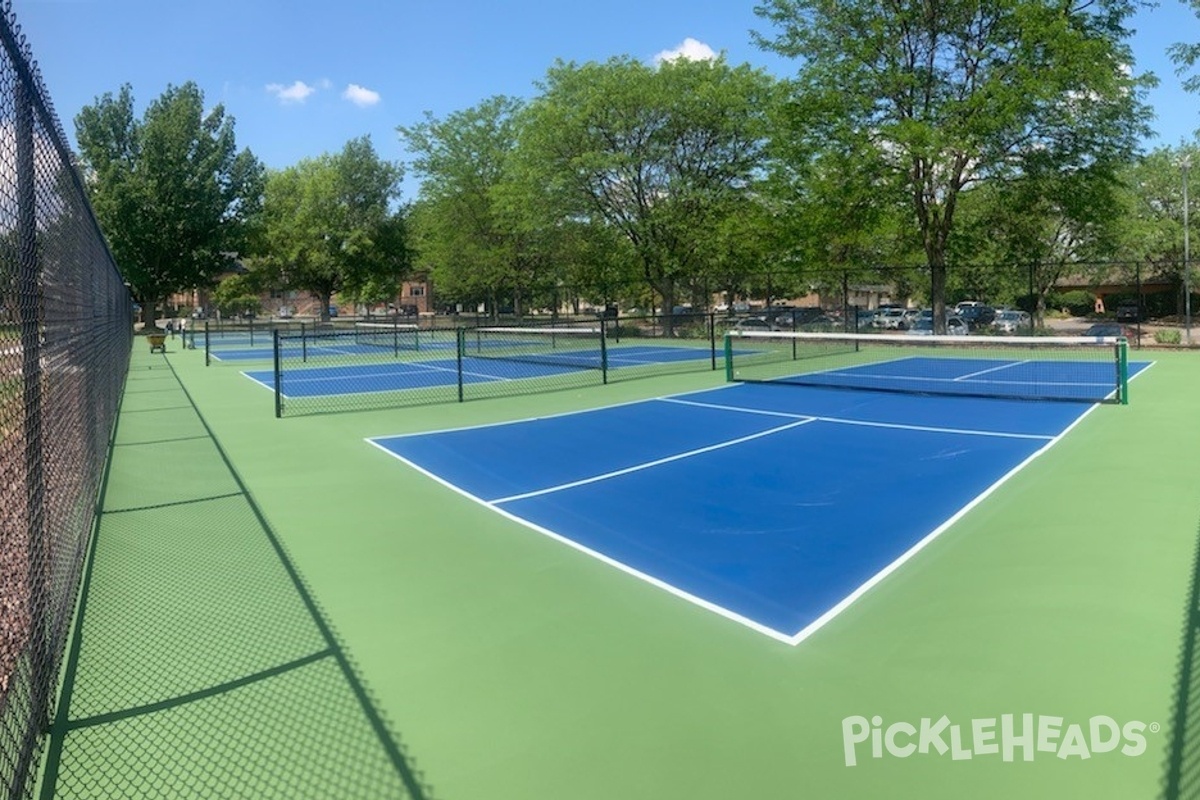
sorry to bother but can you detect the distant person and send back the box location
[165,319,175,338]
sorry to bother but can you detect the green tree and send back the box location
[953,164,1124,326]
[516,56,779,328]
[1170,3,1200,100]
[755,0,1153,332]
[401,96,555,316]
[257,137,408,322]
[1111,144,1200,315]
[74,82,263,329]
[210,272,262,320]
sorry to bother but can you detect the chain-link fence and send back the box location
[0,4,132,798]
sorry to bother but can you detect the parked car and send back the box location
[854,309,877,330]
[908,315,969,336]
[730,316,775,332]
[1115,300,1143,322]
[771,307,828,329]
[1083,323,1134,338]
[991,309,1031,333]
[957,304,995,330]
[874,308,908,329]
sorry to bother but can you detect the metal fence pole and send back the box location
[13,74,47,800]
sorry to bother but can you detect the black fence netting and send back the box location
[0,4,132,799]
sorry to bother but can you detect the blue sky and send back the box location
[15,0,1200,201]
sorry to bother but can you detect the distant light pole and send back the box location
[1185,155,1192,345]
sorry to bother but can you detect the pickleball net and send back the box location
[462,326,605,371]
[724,330,1130,404]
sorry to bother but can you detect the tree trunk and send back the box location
[929,255,947,335]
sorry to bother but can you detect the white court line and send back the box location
[365,437,801,644]
[658,397,1055,441]
[813,370,1110,388]
[365,402,1085,646]
[780,399,1105,646]
[364,367,1154,645]
[489,417,817,505]
[953,360,1030,381]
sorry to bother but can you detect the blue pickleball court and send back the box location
[367,357,1150,643]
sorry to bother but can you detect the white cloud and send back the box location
[342,84,382,108]
[653,38,718,65]
[266,80,317,104]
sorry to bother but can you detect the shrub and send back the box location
[1154,329,1182,345]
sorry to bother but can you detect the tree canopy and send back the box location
[399,96,533,313]
[74,82,263,326]
[515,56,779,321]
[755,0,1154,330]
[256,137,408,321]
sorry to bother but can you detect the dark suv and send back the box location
[957,304,995,330]
[1115,300,1142,322]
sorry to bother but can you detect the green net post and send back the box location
[724,332,734,382]
[1118,337,1129,405]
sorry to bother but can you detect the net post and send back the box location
[600,319,609,384]
[456,327,465,402]
[204,319,211,366]
[1118,337,1129,405]
[273,329,283,418]
[709,312,717,371]
[723,332,734,382]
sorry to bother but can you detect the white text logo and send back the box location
[842,714,1154,767]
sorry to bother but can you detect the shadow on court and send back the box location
[1162,516,1200,800]
[39,352,432,799]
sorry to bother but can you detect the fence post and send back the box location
[456,328,465,402]
[709,312,716,371]
[14,75,48,796]
[273,330,283,418]
[600,318,609,384]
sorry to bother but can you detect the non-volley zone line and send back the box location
[487,402,1053,505]
[791,355,1132,394]
[657,396,1057,442]
[369,384,1097,644]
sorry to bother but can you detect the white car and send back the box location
[874,308,908,329]
[991,309,1030,333]
[899,308,922,329]
[730,317,775,332]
